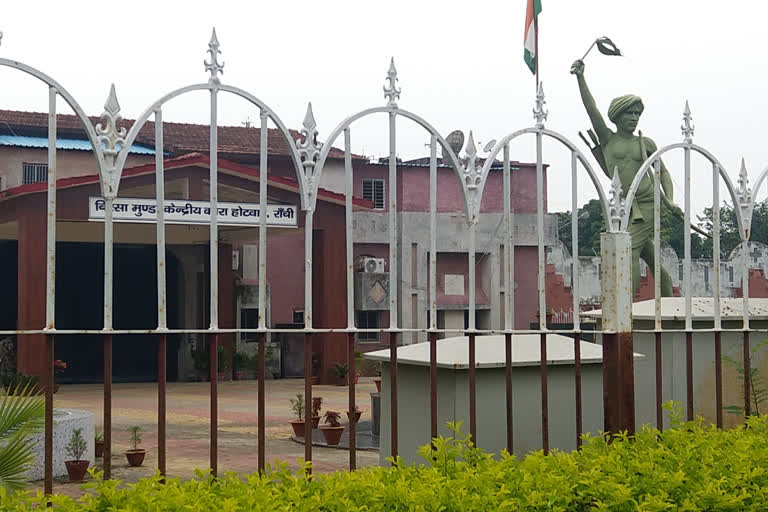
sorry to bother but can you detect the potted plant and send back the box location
[64,427,89,482]
[232,351,249,381]
[216,345,230,381]
[53,359,67,393]
[192,345,209,382]
[289,393,306,437]
[346,405,362,424]
[329,362,350,386]
[320,411,344,446]
[310,354,321,385]
[94,428,104,458]
[311,396,323,428]
[124,425,147,467]
[373,361,382,392]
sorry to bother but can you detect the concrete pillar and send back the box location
[600,231,635,434]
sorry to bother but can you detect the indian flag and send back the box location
[523,0,542,74]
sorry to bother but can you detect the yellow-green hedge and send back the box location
[4,408,768,511]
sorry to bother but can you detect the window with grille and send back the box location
[362,179,385,209]
[22,163,48,184]
[292,309,304,325]
[356,310,379,341]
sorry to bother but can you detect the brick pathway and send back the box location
[27,378,381,496]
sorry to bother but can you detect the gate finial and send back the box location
[533,82,548,128]
[608,166,626,231]
[95,84,127,198]
[738,157,751,208]
[681,100,694,143]
[205,27,225,84]
[296,102,322,210]
[383,58,401,108]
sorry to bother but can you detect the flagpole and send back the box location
[534,15,539,89]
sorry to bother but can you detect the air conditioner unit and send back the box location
[360,257,385,274]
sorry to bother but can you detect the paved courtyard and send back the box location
[28,377,382,495]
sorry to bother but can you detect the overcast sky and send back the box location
[2,0,767,215]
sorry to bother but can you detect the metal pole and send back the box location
[504,333,513,454]
[103,334,112,479]
[540,333,548,453]
[44,335,53,496]
[304,333,312,473]
[158,334,166,477]
[347,332,356,470]
[389,331,398,461]
[209,333,218,477]
[257,332,266,474]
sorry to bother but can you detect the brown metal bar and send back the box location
[686,331,693,421]
[655,332,663,431]
[347,332,356,470]
[390,331,398,460]
[504,333,513,454]
[602,332,636,435]
[429,332,438,443]
[574,333,582,448]
[157,333,167,478]
[257,332,265,474]
[468,333,477,443]
[103,333,112,480]
[304,333,312,473]
[744,331,751,417]
[540,333,548,453]
[714,331,723,428]
[209,333,218,477]
[44,334,54,496]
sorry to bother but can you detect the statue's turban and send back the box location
[607,95,644,123]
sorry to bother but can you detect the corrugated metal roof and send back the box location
[0,135,155,154]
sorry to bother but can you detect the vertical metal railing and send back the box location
[8,32,768,488]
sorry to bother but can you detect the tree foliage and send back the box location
[556,199,768,259]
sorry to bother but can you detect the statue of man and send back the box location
[571,58,673,297]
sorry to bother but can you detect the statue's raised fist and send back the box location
[570,60,584,76]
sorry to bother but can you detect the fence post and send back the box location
[600,231,635,434]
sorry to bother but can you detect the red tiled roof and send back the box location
[0,109,363,161]
[0,152,374,209]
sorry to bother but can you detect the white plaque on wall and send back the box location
[444,274,465,296]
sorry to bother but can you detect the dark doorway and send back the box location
[0,241,18,331]
[55,243,181,383]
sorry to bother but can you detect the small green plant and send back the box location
[0,382,44,491]
[94,428,103,443]
[311,396,323,418]
[232,351,249,371]
[323,411,341,427]
[289,393,304,421]
[127,426,143,451]
[723,339,768,416]
[329,362,349,380]
[216,345,229,373]
[191,345,209,375]
[65,428,87,461]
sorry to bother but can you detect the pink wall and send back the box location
[355,163,546,214]
[513,247,539,329]
[435,252,489,306]
[266,230,305,325]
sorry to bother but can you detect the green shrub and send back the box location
[5,405,768,510]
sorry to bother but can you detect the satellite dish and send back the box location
[483,139,497,152]
[446,130,465,155]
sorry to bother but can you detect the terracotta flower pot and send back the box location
[320,426,344,446]
[95,440,104,458]
[64,460,89,482]
[125,449,147,467]
[233,370,244,381]
[289,420,306,437]
[346,410,362,423]
[311,416,320,429]
[217,372,227,381]
[310,376,319,385]
[374,378,381,392]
